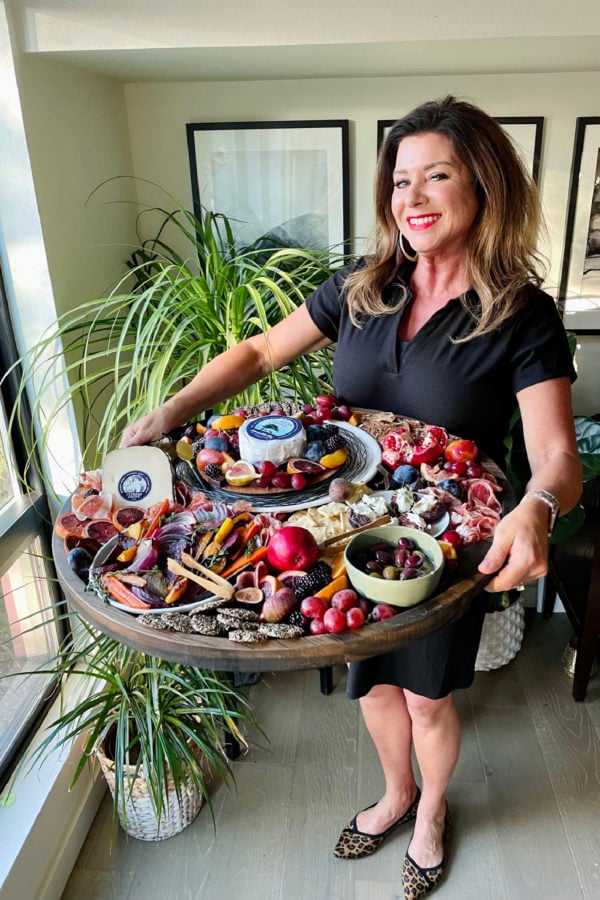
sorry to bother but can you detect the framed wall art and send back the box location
[558,117,600,332]
[376,116,544,183]
[186,120,350,253]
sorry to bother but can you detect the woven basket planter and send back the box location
[475,598,525,671]
[96,744,204,841]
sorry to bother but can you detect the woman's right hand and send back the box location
[120,406,177,448]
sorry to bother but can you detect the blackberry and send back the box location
[287,609,308,630]
[324,433,346,453]
[191,438,204,457]
[203,463,223,480]
[293,560,332,599]
[322,423,338,438]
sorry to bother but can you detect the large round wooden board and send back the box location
[53,448,513,672]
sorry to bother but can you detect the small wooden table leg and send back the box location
[319,665,333,695]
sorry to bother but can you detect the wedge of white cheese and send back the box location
[102,446,173,508]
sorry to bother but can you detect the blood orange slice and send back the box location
[84,519,119,544]
[63,534,101,556]
[55,512,89,540]
[111,505,146,531]
[286,458,327,476]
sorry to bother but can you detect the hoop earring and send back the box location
[399,232,418,262]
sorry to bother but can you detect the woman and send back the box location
[122,96,582,898]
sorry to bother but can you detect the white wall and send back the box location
[11,59,600,415]
[15,56,138,315]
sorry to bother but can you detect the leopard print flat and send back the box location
[333,787,421,859]
[401,805,451,899]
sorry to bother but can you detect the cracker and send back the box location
[228,629,267,644]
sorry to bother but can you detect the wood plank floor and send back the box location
[61,612,600,900]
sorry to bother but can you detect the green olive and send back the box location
[382,566,398,580]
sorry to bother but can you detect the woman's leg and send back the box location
[403,689,460,867]
[354,683,419,834]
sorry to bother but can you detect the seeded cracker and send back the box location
[161,612,194,633]
[258,623,305,639]
[138,614,172,630]
[217,608,260,621]
[189,613,227,636]
[228,629,267,644]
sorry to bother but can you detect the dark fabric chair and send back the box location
[542,476,600,701]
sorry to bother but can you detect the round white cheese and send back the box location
[238,415,306,466]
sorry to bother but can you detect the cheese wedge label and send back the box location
[102,446,173,508]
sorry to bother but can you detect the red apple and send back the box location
[371,603,397,622]
[300,595,328,619]
[309,616,328,635]
[346,607,365,630]
[331,588,358,612]
[266,526,320,572]
[323,607,346,633]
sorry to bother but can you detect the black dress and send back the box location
[305,261,576,699]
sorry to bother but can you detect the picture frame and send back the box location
[376,116,544,183]
[186,120,350,254]
[557,117,600,332]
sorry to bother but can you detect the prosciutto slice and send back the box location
[450,477,503,545]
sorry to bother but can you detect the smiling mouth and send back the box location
[407,215,441,229]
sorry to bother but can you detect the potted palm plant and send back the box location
[8,180,343,499]
[4,610,257,841]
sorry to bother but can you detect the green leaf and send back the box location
[550,503,586,545]
[574,415,600,482]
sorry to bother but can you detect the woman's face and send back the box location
[391,131,479,260]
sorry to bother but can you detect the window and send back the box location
[0,270,64,784]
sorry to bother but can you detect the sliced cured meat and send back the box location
[75,492,113,522]
[465,479,502,515]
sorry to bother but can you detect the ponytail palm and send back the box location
[10,191,344,491]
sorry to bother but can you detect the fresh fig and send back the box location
[260,587,297,623]
[234,587,264,605]
[328,477,353,502]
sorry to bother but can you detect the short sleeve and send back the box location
[304,263,358,342]
[509,292,576,394]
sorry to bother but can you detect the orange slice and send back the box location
[438,540,458,561]
[55,512,89,540]
[319,448,348,469]
[211,414,245,430]
[313,574,349,601]
[327,550,347,580]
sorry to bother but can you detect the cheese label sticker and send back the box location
[243,415,303,442]
[118,470,152,502]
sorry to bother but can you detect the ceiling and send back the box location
[10,0,600,82]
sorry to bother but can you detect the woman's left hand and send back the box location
[477,501,549,592]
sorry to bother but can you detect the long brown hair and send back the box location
[345,96,547,340]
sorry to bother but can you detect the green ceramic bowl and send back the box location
[344,525,444,608]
